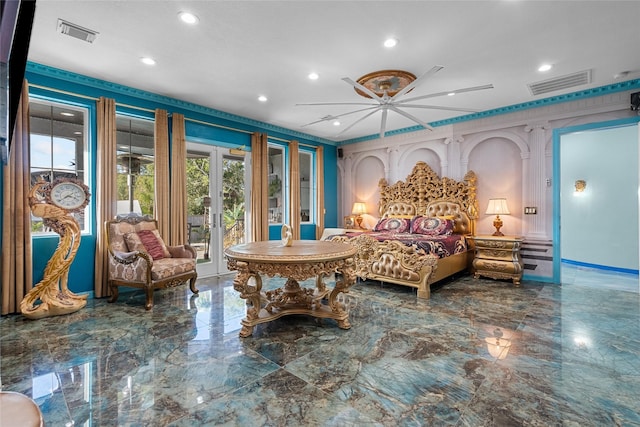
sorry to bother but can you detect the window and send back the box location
[29,100,88,233]
[116,116,155,215]
[268,145,285,224]
[299,150,314,223]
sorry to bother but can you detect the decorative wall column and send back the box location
[444,136,463,180]
[524,122,550,240]
[387,147,399,184]
[343,154,354,218]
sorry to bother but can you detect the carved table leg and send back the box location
[232,261,263,337]
[329,257,356,330]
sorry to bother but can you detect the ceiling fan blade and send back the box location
[388,105,434,131]
[400,104,481,113]
[398,84,494,104]
[296,102,377,107]
[337,107,382,136]
[380,108,388,138]
[391,65,444,101]
[301,106,380,127]
[332,106,380,118]
[301,117,337,127]
[342,77,383,102]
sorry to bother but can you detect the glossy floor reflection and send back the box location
[1,271,639,426]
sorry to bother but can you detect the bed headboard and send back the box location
[378,162,478,235]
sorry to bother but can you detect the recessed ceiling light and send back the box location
[308,72,319,80]
[141,57,156,66]
[383,38,398,48]
[178,12,199,25]
[538,63,552,72]
[333,120,341,126]
[447,92,455,96]
[258,95,268,102]
[60,112,75,117]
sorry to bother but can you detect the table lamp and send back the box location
[351,202,367,229]
[485,198,510,236]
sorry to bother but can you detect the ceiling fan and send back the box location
[297,66,494,138]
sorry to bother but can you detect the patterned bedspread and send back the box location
[339,231,468,259]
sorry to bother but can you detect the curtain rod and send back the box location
[268,135,316,149]
[28,83,155,113]
[183,116,252,135]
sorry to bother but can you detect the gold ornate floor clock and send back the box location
[21,178,91,319]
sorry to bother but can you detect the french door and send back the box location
[186,142,249,277]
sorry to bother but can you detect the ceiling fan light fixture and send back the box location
[355,70,416,98]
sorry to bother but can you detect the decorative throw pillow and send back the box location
[410,216,454,236]
[124,232,144,253]
[137,230,169,260]
[373,217,411,233]
[149,229,171,258]
[124,230,169,260]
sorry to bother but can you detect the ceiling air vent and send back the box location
[527,70,592,96]
[57,19,99,43]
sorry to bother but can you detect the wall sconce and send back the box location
[351,202,367,229]
[574,180,586,194]
[485,198,510,236]
[485,328,512,360]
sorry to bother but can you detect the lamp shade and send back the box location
[485,198,510,215]
[351,202,367,215]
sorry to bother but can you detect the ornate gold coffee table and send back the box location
[224,240,357,337]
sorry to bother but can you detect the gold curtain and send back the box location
[94,97,117,298]
[169,113,188,246]
[1,80,32,315]
[154,109,170,241]
[250,132,269,241]
[315,145,325,239]
[288,140,300,239]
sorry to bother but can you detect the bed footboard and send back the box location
[330,234,438,299]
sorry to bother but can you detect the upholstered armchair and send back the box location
[104,213,198,310]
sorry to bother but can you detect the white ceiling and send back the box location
[27,1,640,142]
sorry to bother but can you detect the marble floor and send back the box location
[1,270,639,426]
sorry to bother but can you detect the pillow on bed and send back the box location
[374,217,411,233]
[410,216,454,236]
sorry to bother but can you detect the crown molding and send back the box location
[26,62,337,146]
[340,78,640,145]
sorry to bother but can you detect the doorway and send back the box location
[186,142,249,277]
[555,119,639,291]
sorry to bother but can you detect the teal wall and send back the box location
[13,62,339,296]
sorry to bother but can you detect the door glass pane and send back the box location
[116,116,154,215]
[186,150,211,263]
[223,156,246,248]
[268,145,284,224]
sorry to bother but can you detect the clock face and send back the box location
[50,181,88,211]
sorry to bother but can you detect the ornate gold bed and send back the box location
[329,161,478,298]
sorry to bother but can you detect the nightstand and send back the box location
[471,235,524,285]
